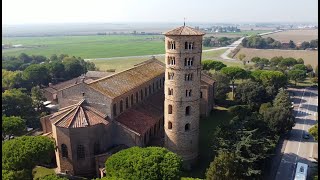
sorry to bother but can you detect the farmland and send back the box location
[205,30,270,38]
[263,29,318,43]
[2,35,166,58]
[89,49,235,72]
[234,48,318,67]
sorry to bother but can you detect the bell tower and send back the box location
[163,25,205,169]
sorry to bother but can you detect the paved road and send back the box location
[275,87,318,180]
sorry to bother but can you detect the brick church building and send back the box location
[40,26,214,178]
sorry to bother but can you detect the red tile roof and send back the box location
[116,91,164,135]
[50,99,109,128]
[88,59,165,99]
[164,26,205,36]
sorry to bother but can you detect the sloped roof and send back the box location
[116,91,164,135]
[88,59,165,98]
[50,99,109,128]
[201,72,216,85]
[85,71,114,79]
[164,26,205,36]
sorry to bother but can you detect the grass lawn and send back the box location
[182,106,233,179]
[32,166,55,179]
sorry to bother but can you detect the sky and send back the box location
[2,0,318,25]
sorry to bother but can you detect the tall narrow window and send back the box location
[184,58,187,66]
[185,74,193,81]
[145,87,147,97]
[163,77,165,85]
[200,91,203,98]
[125,97,129,109]
[185,123,190,131]
[141,90,143,100]
[61,144,68,158]
[120,100,123,113]
[168,121,172,129]
[168,72,174,80]
[131,94,134,106]
[94,142,100,155]
[168,105,172,114]
[185,42,188,49]
[136,92,139,103]
[185,106,190,116]
[149,85,151,94]
[77,145,85,159]
[113,104,117,116]
[168,88,173,95]
[189,90,192,97]
[159,79,162,88]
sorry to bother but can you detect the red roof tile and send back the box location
[51,99,109,128]
[116,91,164,135]
[164,26,205,36]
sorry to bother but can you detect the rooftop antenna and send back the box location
[184,17,186,26]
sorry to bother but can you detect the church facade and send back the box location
[40,26,214,178]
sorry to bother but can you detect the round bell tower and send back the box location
[163,25,205,169]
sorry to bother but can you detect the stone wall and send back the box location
[164,34,203,164]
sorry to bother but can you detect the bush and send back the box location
[105,146,182,180]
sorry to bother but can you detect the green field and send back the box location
[2,35,212,58]
[89,49,230,72]
[2,35,166,58]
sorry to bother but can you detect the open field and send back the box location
[262,29,318,43]
[2,35,166,58]
[205,30,270,38]
[2,35,214,58]
[89,49,235,72]
[235,48,318,68]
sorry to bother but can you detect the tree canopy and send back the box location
[205,152,238,180]
[2,116,26,140]
[210,72,230,101]
[235,80,266,108]
[22,64,50,86]
[2,88,38,128]
[105,147,182,180]
[288,69,307,86]
[309,124,318,141]
[2,136,55,180]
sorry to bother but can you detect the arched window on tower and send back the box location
[61,144,68,158]
[185,106,190,116]
[168,72,174,80]
[120,100,123,113]
[185,123,190,131]
[168,105,172,114]
[189,90,192,97]
[184,58,187,66]
[168,121,172,129]
[168,88,173,95]
[113,104,117,116]
[77,145,85,159]
[185,42,188,49]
